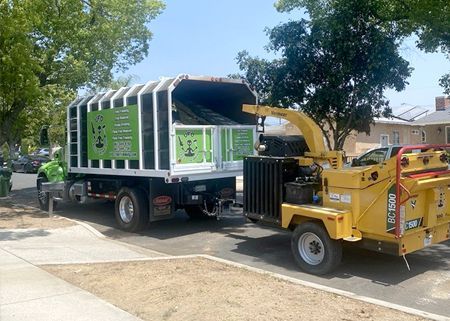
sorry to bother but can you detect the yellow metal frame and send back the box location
[281,151,450,255]
[242,103,450,256]
[242,104,345,169]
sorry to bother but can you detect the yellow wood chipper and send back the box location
[242,104,450,275]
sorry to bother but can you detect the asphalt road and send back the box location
[8,172,450,317]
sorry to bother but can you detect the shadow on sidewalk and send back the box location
[0,229,50,241]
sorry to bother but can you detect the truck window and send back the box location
[356,148,388,166]
[390,147,402,158]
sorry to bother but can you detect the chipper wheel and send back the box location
[115,187,149,232]
[291,221,342,275]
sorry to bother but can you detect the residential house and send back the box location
[265,118,423,157]
[412,96,450,144]
[343,118,423,156]
[262,98,450,157]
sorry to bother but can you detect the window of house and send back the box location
[393,131,400,144]
[411,129,420,135]
[380,134,389,146]
[421,130,426,143]
[446,127,450,144]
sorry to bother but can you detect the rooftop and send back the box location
[412,110,450,125]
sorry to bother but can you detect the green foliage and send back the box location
[1,143,10,162]
[440,75,450,95]
[238,0,411,150]
[276,0,450,93]
[89,74,140,94]
[21,139,32,155]
[0,0,164,147]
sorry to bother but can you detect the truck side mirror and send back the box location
[351,158,359,167]
[256,116,266,133]
[40,126,49,146]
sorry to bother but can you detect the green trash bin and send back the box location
[0,168,12,197]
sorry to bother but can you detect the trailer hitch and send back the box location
[201,198,235,220]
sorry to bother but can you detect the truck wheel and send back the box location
[37,176,55,211]
[115,187,149,232]
[291,221,342,275]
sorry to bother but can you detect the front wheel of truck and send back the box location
[291,222,342,275]
[115,187,149,232]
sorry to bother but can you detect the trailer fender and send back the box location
[281,203,353,240]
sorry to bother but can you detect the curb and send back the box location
[199,255,450,321]
[84,254,448,321]
[6,202,450,321]
[8,202,168,258]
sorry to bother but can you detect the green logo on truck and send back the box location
[175,129,212,164]
[91,114,107,156]
[87,105,139,160]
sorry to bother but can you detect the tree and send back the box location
[385,0,450,94]
[89,74,140,94]
[0,0,164,149]
[237,0,411,150]
[276,0,450,94]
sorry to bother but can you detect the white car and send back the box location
[36,148,49,156]
[351,145,404,166]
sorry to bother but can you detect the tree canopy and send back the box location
[276,0,450,94]
[0,0,164,148]
[238,0,411,150]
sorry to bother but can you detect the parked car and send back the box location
[12,155,50,173]
[350,144,430,167]
[31,148,49,156]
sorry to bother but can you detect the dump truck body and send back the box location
[67,75,257,179]
[38,75,258,230]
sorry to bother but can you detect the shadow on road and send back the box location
[223,225,450,285]
[8,187,38,208]
[0,229,50,241]
[7,180,450,287]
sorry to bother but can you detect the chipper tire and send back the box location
[291,221,342,275]
[115,187,149,232]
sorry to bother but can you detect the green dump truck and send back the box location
[37,75,257,231]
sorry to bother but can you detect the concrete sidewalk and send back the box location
[0,212,163,321]
[0,249,143,321]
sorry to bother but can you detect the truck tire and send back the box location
[37,176,56,211]
[291,221,342,275]
[115,187,149,232]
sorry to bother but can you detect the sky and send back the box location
[122,0,449,113]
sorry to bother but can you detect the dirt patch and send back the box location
[0,202,75,229]
[43,257,426,321]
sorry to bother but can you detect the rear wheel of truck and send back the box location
[291,221,342,275]
[115,187,149,232]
